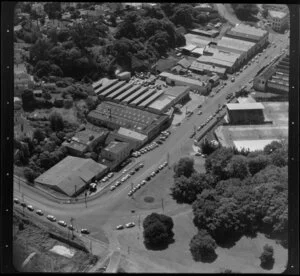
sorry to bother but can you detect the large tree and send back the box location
[174,157,195,178]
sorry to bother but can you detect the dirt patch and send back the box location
[13,209,97,272]
[143,196,155,203]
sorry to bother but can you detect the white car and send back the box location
[115,181,121,187]
[125,222,135,228]
[110,185,116,191]
[58,220,67,227]
[122,169,128,174]
[14,198,20,204]
[108,172,114,178]
[121,177,126,182]
[47,215,56,222]
[27,205,34,211]
[116,225,124,230]
[151,171,156,177]
[137,184,141,189]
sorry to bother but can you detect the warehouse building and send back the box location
[106,82,133,100]
[189,61,226,78]
[225,24,269,51]
[216,36,256,62]
[189,28,219,38]
[99,81,126,98]
[226,103,265,125]
[254,53,289,93]
[87,101,170,140]
[34,156,108,197]
[146,86,190,114]
[196,50,241,73]
[114,85,141,102]
[62,128,109,157]
[159,72,211,93]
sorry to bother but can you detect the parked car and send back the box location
[231,77,235,82]
[68,225,75,231]
[189,132,195,138]
[14,198,20,204]
[128,191,133,197]
[125,222,135,228]
[129,170,135,175]
[115,181,121,187]
[27,205,34,211]
[36,209,44,216]
[81,229,90,234]
[151,171,156,177]
[197,111,202,115]
[116,225,124,230]
[20,202,27,207]
[47,215,56,222]
[58,220,67,227]
[110,185,116,191]
[108,172,114,178]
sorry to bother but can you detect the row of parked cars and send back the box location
[128,161,168,197]
[110,163,144,191]
[13,198,89,234]
[116,222,135,230]
[132,142,159,157]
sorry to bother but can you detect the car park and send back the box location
[58,220,67,227]
[36,209,44,216]
[27,205,34,211]
[116,225,124,230]
[14,198,20,204]
[47,215,56,222]
[81,229,90,234]
[125,222,135,228]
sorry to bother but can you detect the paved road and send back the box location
[13,29,289,271]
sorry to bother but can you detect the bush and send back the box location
[174,157,194,178]
[260,244,274,269]
[189,230,217,262]
[32,128,46,143]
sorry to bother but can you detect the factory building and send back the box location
[189,61,227,78]
[34,156,108,197]
[159,72,211,93]
[226,103,265,125]
[146,86,190,114]
[225,24,269,51]
[189,28,219,38]
[196,50,241,73]
[254,53,289,94]
[87,102,170,141]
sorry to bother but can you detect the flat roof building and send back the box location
[34,156,108,197]
[189,61,227,77]
[217,36,255,56]
[138,90,165,108]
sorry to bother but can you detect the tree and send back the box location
[171,4,194,28]
[189,230,217,262]
[33,128,46,143]
[231,4,259,21]
[24,168,36,183]
[49,112,64,131]
[174,157,194,178]
[247,155,269,175]
[201,138,217,155]
[143,213,174,247]
[260,244,274,269]
[44,2,61,19]
[225,155,250,180]
[264,140,283,154]
[171,173,212,204]
[205,147,234,180]
[21,89,36,110]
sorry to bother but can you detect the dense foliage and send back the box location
[231,4,259,21]
[173,157,195,178]
[189,229,217,262]
[143,213,174,248]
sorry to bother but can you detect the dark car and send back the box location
[81,229,90,234]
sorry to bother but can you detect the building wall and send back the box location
[267,82,289,94]
[101,144,131,166]
[164,77,211,93]
[228,109,265,125]
[268,13,289,33]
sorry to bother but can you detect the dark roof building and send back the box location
[87,101,170,140]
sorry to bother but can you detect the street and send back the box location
[13,28,289,271]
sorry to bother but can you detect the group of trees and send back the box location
[170,140,288,263]
[14,112,79,182]
[231,4,259,21]
[143,213,174,249]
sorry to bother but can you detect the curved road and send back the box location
[13,30,289,272]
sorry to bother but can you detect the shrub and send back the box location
[24,167,37,183]
[260,244,274,269]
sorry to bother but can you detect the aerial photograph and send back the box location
[12,2,290,273]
